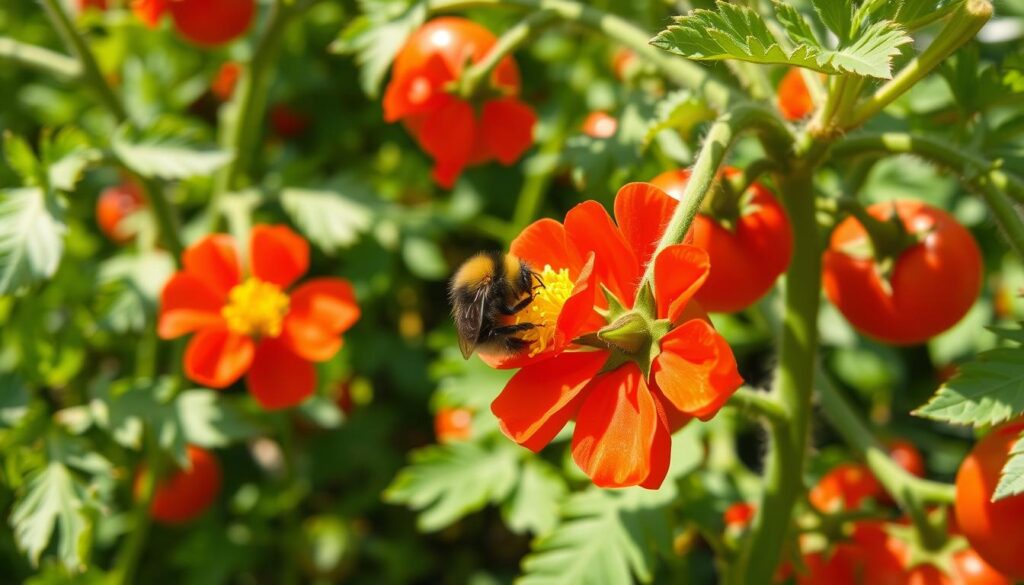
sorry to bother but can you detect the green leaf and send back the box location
[112,121,232,180]
[994,430,1024,501]
[811,0,853,41]
[914,346,1024,426]
[96,251,174,333]
[384,441,518,532]
[772,1,820,46]
[402,235,447,280]
[651,1,910,79]
[330,0,426,97]
[0,187,67,295]
[4,132,43,185]
[643,90,715,146]
[10,461,94,569]
[281,183,374,255]
[41,128,99,192]
[0,371,30,428]
[502,459,567,536]
[518,486,676,585]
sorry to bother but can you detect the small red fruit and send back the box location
[723,502,756,529]
[955,419,1024,579]
[132,0,167,28]
[823,200,982,345]
[581,111,618,139]
[611,48,638,80]
[211,61,241,102]
[888,439,926,478]
[649,167,793,312]
[777,68,814,121]
[141,445,222,524]
[809,463,883,513]
[434,407,473,443]
[97,182,145,244]
[168,0,254,47]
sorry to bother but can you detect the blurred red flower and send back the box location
[383,17,536,188]
[158,225,360,410]
[489,183,742,489]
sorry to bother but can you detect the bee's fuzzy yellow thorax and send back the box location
[454,254,496,289]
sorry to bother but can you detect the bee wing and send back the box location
[457,287,489,359]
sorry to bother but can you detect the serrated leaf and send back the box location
[280,184,374,255]
[914,347,1024,426]
[112,121,232,180]
[96,251,174,333]
[811,0,853,41]
[330,0,426,97]
[502,459,567,536]
[175,390,257,449]
[0,187,67,295]
[384,441,518,532]
[0,371,30,427]
[651,2,910,79]
[10,461,93,569]
[42,128,99,192]
[518,486,676,585]
[4,133,42,185]
[772,1,820,46]
[994,430,1024,500]
[643,90,715,146]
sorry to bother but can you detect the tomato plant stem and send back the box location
[459,10,556,100]
[848,0,992,128]
[728,387,787,428]
[0,37,80,79]
[729,169,820,585]
[429,0,743,110]
[110,434,160,585]
[978,179,1024,261]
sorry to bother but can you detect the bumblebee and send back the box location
[450,251,542,359]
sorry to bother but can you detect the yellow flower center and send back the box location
[515,265,575,357]
[221,278,290,338]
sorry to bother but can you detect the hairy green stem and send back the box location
[459,10,556,99]
[729,170,820,585]
[978,179,1024,260]
[429,0,742,110]
[728,387,787,428]
[847,0,992,128]
[0,37,80,79]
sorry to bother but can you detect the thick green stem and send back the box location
[211,0,297,226]
[729,387,788,428]
[0,37,80,79]
[978,179,1024,261]
[429,0,742,111]
[729,170,820,585]
[459,10,556,99]
[847,0,992,128]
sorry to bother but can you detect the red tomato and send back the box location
[211,61,241,101]
[823,200,982,345]
[132,0,166,27]
[649,167,793,312]
[581,111,618,139]
[809,463,883,513]
[955,419,1024,579]
[140,445,222,524]
[797,547,858,585]
[434,407,473,443]
[270,104,310,138]
[611,48,638,80]
[888,439,926,478]
[950,548,1014,585]
[168,0,254,47]
[777,68,814,121]
[96,182,145,244]
[723,501,756,529]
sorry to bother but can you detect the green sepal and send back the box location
[598,313,651,355]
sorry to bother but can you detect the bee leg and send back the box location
[500,296,535,315]
[531,271,546,290]
[488,323,536,335]
[502,336,529,353]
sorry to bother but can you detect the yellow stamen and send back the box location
[221,278,290,338]
[515,265,574,357]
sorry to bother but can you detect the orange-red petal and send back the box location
[158,273,225,339]
[281,278,360,362]
[651,320,743,420]
[510,218,584,276]
[479,98,536,165]
[653,244,711,322]
[183,327,254,389]
[571,363,671,488]
[418,98,475,187]
[249,225,309,289]
[564,201,640,306]
[131,0,167,27]
[613,182,679,268]
[182,234,241,297]
[491,350,607,452]
[247,338,316,410]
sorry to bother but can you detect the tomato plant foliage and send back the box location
[4,0,1024,582]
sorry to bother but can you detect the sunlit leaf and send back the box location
[0,187,66,295]
[995,430,1024,500]
[112,121,232,180]
[281,183,374,255]
[330,0,426,97]
[914,346,1024,426]
[10,461,94,569]
[502,458,567,536]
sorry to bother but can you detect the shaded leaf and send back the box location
[502,458,567,536]
[330,0,426,97]
[112,121,232,180]
[0,187,66,295]
[0,371,30,428]
[811,0,853,41]
[41,127,99,192]
[772,1,820,46]
[643,90,715,146]
[914,346,1024,426]
[4,132,42,185]
[281,183,374,255]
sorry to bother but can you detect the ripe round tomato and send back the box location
[581,111,617,139]
[955,419,1024,579]
[809,463,883,513]
[649,167,793,312]
[823,200,982,345]
[777,68,814,121]
[950,548,1014,585]
[391,17,519,94]
[168,0,254,47]
[141,445,222,523]
[889,439,926,478]
[96,182,145,244]
[435,407,473,443]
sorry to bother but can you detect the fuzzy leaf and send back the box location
[651,1,910,79]
[112,121,232,180]
[643,90,715,146]
[772,1,819,46]
[10,461,93,569]
[811,0,853,41]
[281,183,374,255]
[384,441,519,532]
[502,459,567,536]
[995,430,1024,501]
[0,187,66,295]
[914,347,1024,426]
[41,128,99,192]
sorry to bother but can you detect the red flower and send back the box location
[383,18,536,188]
[489,183,743,489]
[132,0,167,28]
[158,225,360,410]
